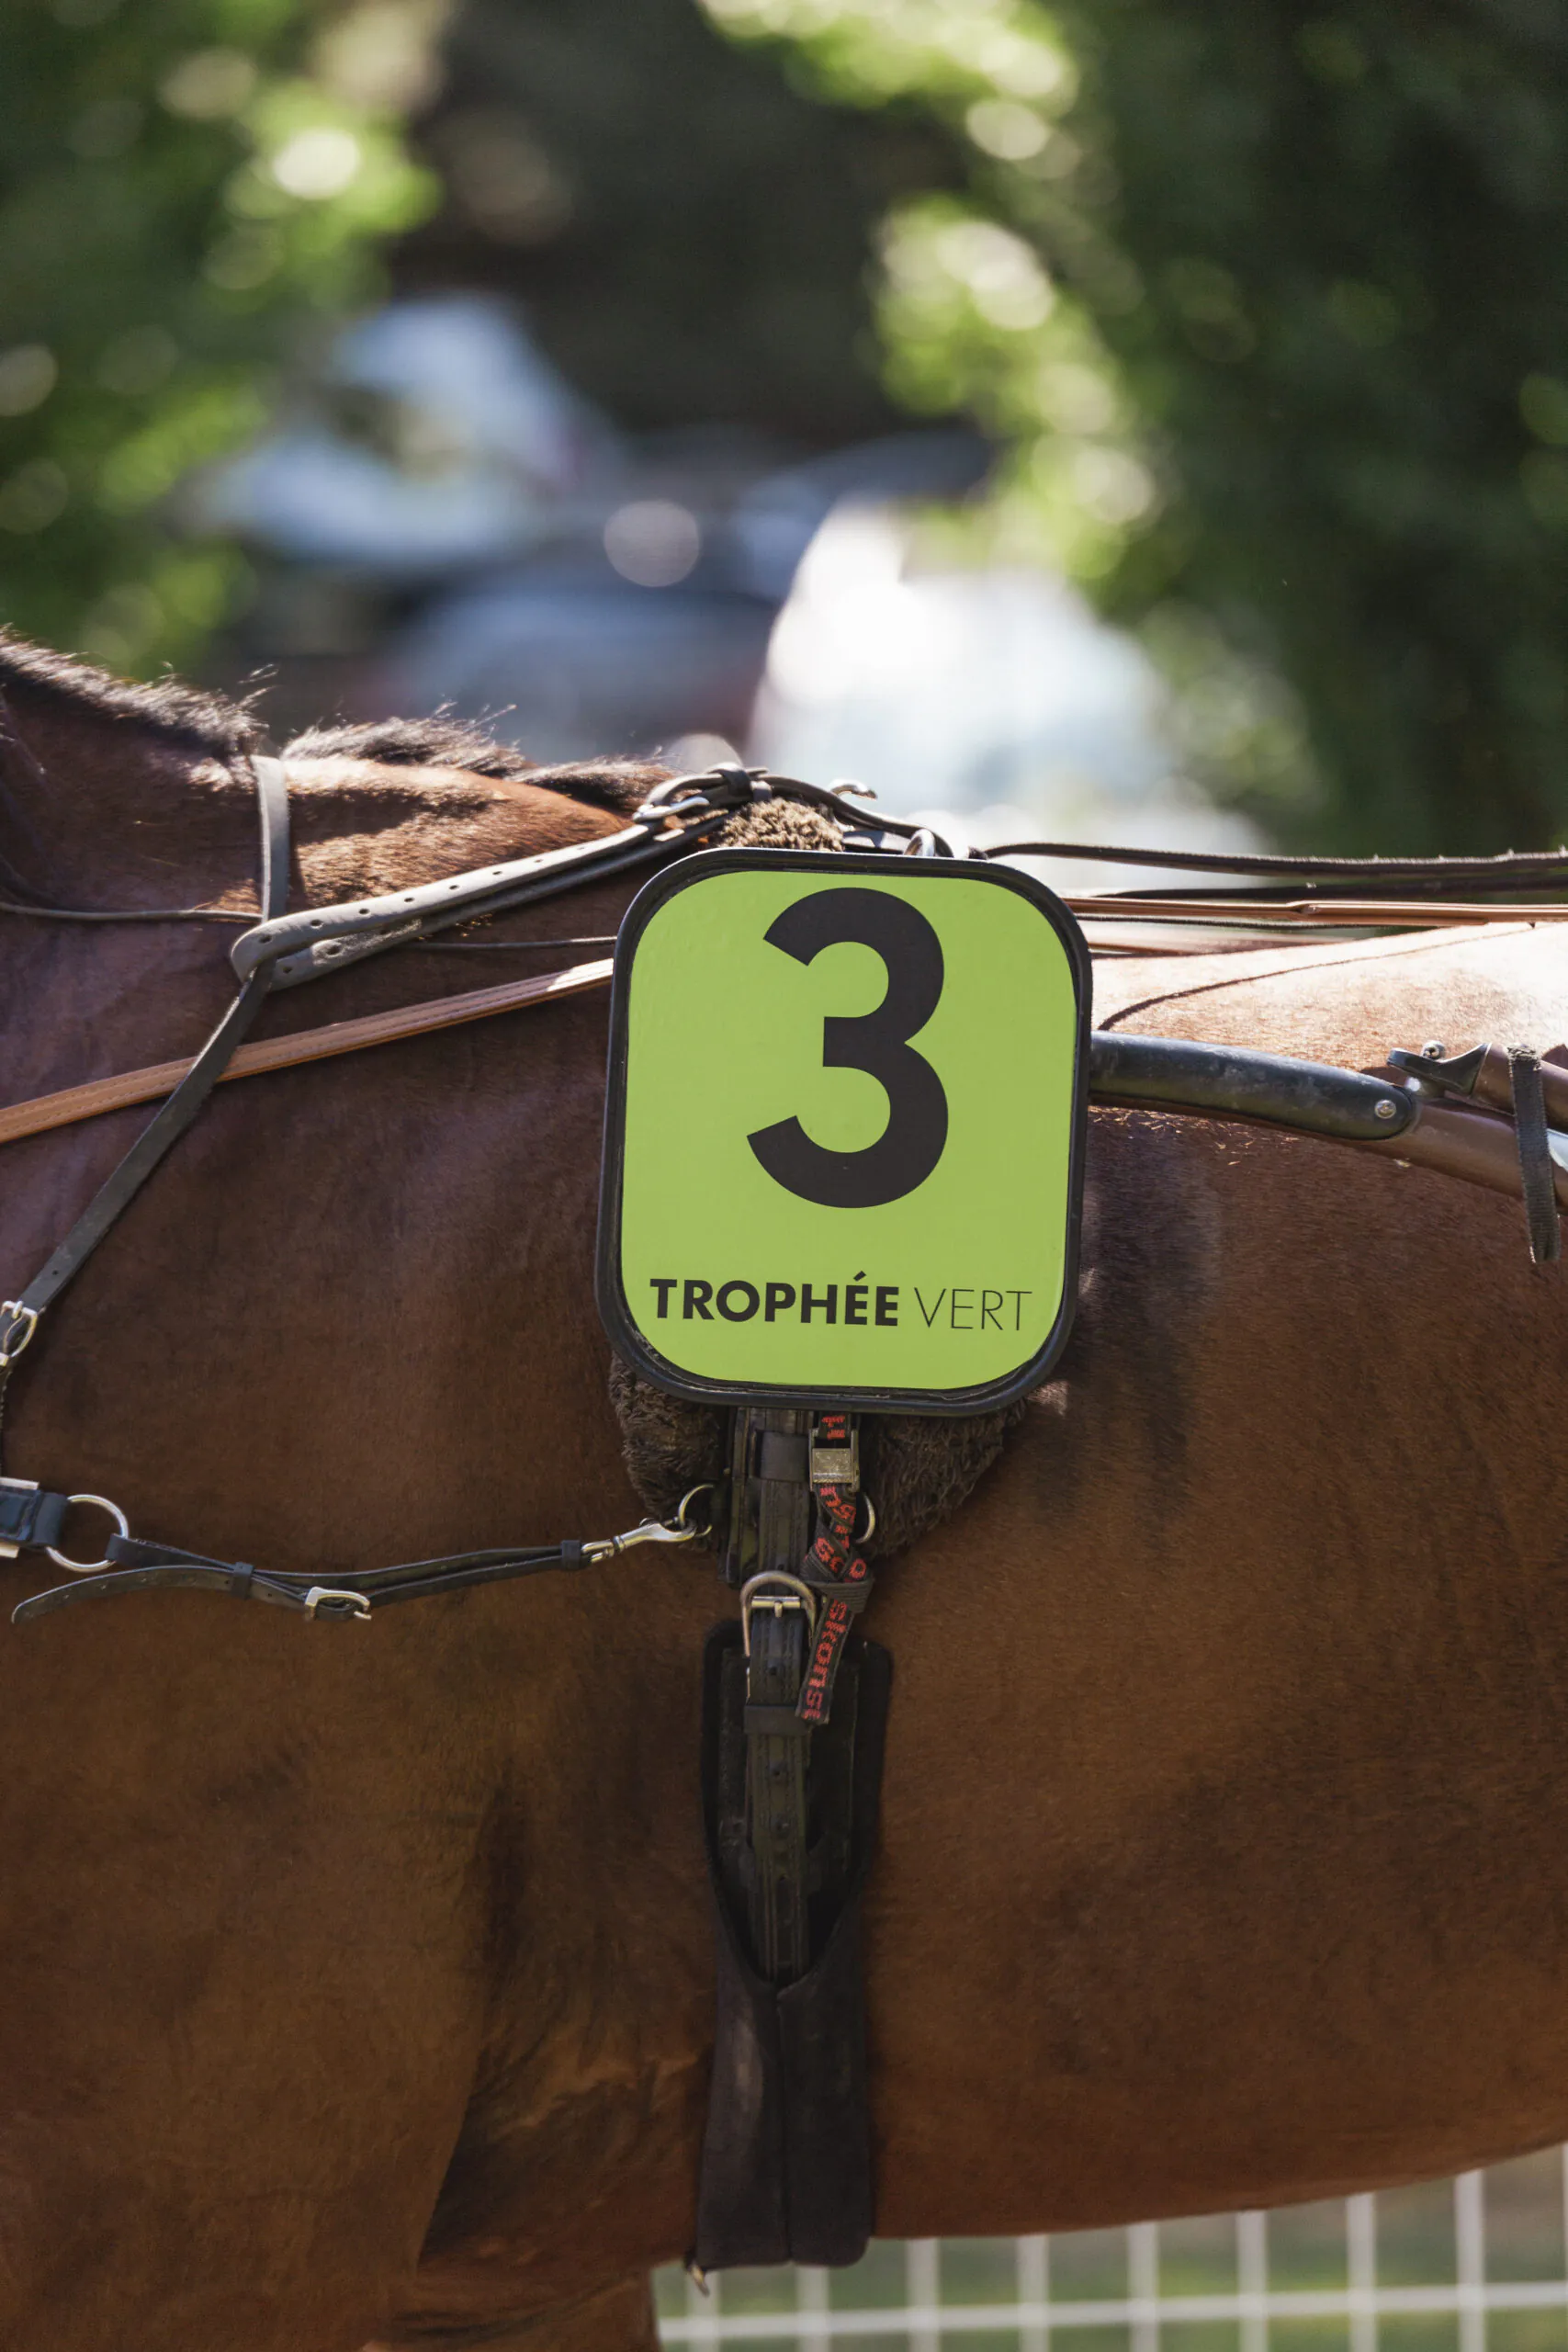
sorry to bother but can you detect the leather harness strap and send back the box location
[1,958,1564,1234]
[0,755,291,1336]
[0,763,762,1362]
[739,1409,818,1984]
[254,750,290,931]
[0,959,615,1149]
[6,1488,712,1622]
[693,1404,885,2274]
[987,835,1568,891]
[1509,1046,1562,1265]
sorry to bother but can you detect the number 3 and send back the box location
[747,888,949,1208]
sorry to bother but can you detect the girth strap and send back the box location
[735,1407,817,1981]
[694,1619,888,2274]
[693,1404,886,2277]
[745,1598,812,1982]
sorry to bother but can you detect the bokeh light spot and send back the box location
[0,346,59,418]
[604,500,702,587]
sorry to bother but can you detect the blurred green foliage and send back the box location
[1,0,437,674]
[701,0,1568,852]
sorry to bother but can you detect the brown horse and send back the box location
[2,631,1567,2352]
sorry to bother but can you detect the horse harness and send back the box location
[0,748,1565,2277]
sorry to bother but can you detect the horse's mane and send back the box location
[0,628,257,756]
[0,629,653,816]
[285,717,655,816]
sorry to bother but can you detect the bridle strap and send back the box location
[254,752,290,924]
[1509,1046,1562,1266]
[231,764,776,990]
[2,752,291,1335]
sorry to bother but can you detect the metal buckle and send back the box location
[808,1417,859,1489]
[302,1587,372,1621]
[739,1571,818,1656]
[636,765,761,822]
[45,1494,130,1575]
[0,1302,39,1369]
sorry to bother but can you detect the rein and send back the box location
[1,955,1560,1221]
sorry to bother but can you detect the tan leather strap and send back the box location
[1,953,1562,1238]
[1071,896,1568,928]
[0,957,615,1150]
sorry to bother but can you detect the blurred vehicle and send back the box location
[750,500,1262,873]
[205,291,1252,864]
[202,291,988,759]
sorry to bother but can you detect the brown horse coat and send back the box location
[1,643,1566,2352]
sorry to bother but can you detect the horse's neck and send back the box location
[0,682,254,910]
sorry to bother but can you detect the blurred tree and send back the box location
[0,0,438,674]
[699,0,1568,854]
[395,0,961,447]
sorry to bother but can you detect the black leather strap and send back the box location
[12,1529,594,1625]
[15,969,270,1318]
[746,1599,812,1980]
[1509,1046,1562,1266]
[253,752,290,922]
[6,752,291,1327]
[0,1480,68,1552]
[231,767,759,992]
[987,836,1568,891]
[694,1623,889,2271]
[734,1407,818,1982]
[692,1405,883,2275]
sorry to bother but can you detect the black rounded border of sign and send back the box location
[594,846,1092,1418]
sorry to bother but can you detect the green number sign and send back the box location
[596,849,1089,1412]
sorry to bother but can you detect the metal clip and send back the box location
[582,1484,714,1563]
[739,1571,818,1656]
[302,1586,372,1621]
[808,1415,859,1489]
[0,1302,39,1369]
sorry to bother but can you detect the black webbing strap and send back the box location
[1508,1046,1562,1266]
[0,753,289,1346]
[795,1413,873,1726]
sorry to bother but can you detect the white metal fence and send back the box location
[657,2150,1568,2352]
